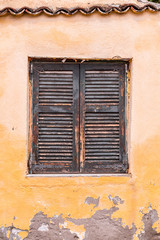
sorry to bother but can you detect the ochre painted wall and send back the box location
[0,11,160,239]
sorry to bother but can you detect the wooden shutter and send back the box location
[80,63,128,173]
[29,62,79,173]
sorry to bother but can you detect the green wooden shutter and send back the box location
[30,62,79,173]
[80,63,128,173]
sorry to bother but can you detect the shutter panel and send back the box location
[80,63,127,173]
[30,63,79,173]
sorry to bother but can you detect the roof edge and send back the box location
[0,4,160,16]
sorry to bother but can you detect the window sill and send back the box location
[26,173,132,178]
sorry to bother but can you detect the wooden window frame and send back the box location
[28,59,129,174]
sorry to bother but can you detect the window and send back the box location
[29,60,128,174]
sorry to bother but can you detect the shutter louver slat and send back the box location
[39,71,73,105]
[85,70,119,104]
[38,112,73,162]
[85,112,120,161]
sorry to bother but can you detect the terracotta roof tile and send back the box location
[0,2,159,16]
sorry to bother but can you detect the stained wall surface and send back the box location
[0,10,160,240]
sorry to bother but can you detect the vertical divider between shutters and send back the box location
[72,65,80,172]
[79,64,85,172]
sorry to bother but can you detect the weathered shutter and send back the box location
[30,62,79,173]
[80,63,127,173]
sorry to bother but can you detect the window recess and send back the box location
[29,60,128,174]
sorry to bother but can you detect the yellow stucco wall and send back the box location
[0,11,160,239]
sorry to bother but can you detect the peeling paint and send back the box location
[0,205,136,240]
[0,227,8,240]
[1,205,160,239]
[24,212,79,240]
[0,226,28,240]
[138,209,160,240]
[67,206,136,240]
[108,195,124,205]
[84,197,100,208]
[5,206,135,240]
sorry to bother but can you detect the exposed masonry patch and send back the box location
[24,212,78,240]
[67,207,136,240]
[0,226,28,240]
[38,223,49,232]
[0,227,8,240]
[84,197,100,208]
[108,195,124,205]
[138,208,160,240]
[0,204,160,239]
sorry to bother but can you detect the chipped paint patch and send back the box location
[0,226,8,240]
[67,206,136,240]
[0,226,28,240]
[138,208,160,240]
[84,197,100,208]
[1,205,160,239]
[108,195,124,205]
[24,212,78,240]
[0,203,136,239]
